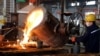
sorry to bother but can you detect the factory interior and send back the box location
[0,0,100,56]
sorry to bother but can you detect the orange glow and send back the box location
[20,8,44,49]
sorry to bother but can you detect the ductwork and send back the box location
[17,3,35,13]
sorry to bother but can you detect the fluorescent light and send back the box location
[86,1,96,5]
[71,2,80,6]
[71,3,75,6]
[77,2,80,6]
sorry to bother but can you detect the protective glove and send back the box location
[71,36,76,42]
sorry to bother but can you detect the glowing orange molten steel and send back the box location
[20,8,44,49]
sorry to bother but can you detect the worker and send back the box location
[71,14,100,53]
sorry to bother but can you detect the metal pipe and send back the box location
[3,28,14,37]
[60,0,64,23]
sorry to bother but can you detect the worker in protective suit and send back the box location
[71,14,100,53]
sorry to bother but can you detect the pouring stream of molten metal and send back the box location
[20,8,44,49]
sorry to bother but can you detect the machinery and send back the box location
[0,0,86,55]
[1,0,85,46]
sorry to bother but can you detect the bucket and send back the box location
[30,6,67,47]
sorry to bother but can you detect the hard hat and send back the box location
[84,14,96,22]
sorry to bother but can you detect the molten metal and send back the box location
[20,7,44,49]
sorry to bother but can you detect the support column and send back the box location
[3,0,6,16]
[98,0,100,19]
